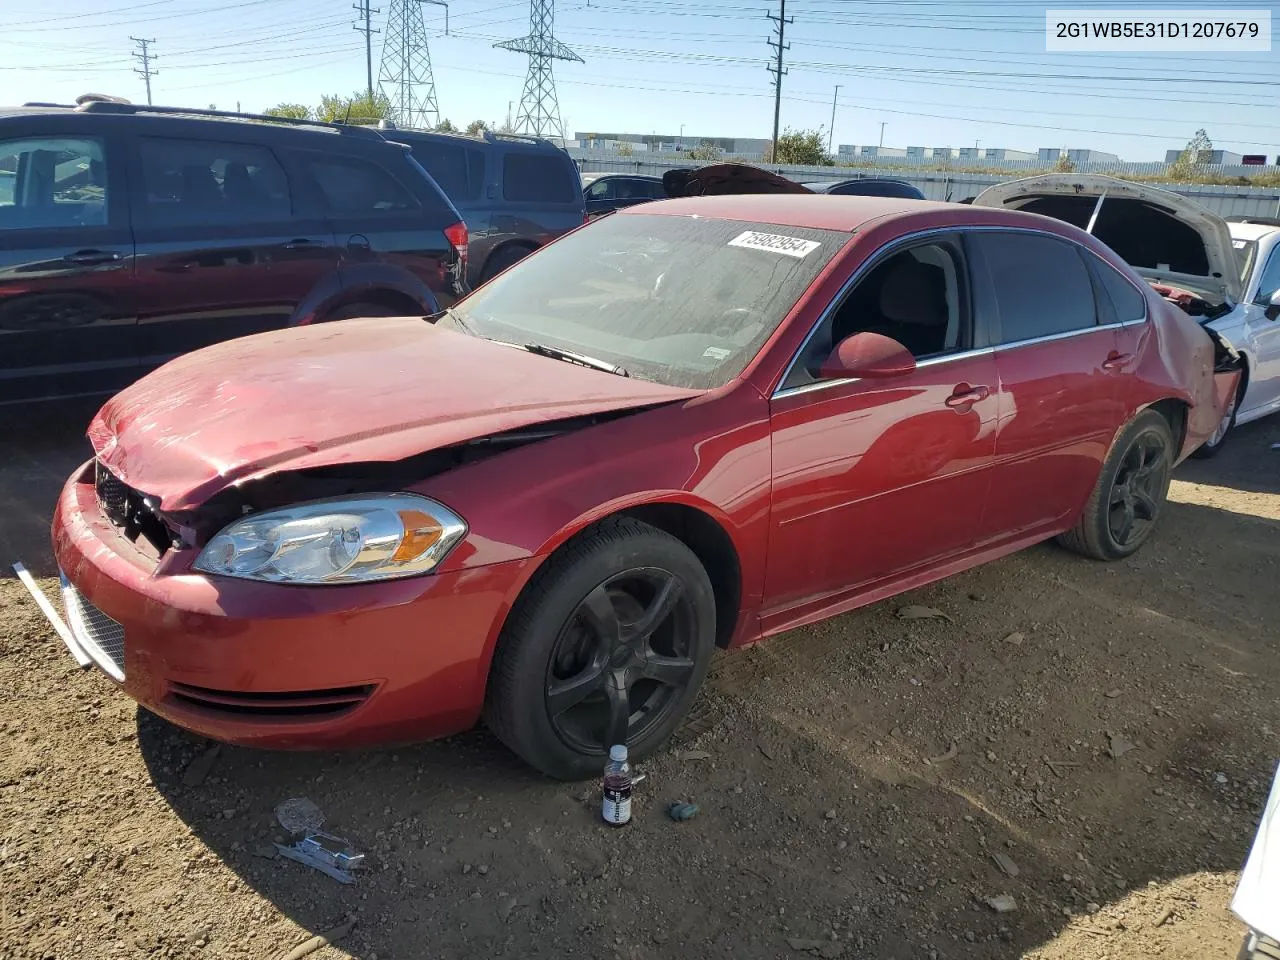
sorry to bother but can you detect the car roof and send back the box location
[619,193,963,232]
[1228,220,1280,242]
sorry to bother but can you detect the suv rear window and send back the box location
[137,137,291,225]
[502,152,576,204]
[407,140,485,203]
[302,155,420,216]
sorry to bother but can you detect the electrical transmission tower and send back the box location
[766,0,792,161]
[494,0,582,140]
[130,37,157,106]
[378,0,448,129]
[353,0,381,102]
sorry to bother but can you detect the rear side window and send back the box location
[647,179,667,199]
[0,137,107,230]
[975,232,1097,343]
[1091,257,1147,323]
[502,152,577,203]
[302,155,419,216]
[408,140,484,202]
[136,137,291,225]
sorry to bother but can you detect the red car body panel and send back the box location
[50,195,1240,751]
[87,316,701,513]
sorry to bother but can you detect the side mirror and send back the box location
[819,331,917,380]
[1266,289,1280,321]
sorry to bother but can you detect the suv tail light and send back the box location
[444,221,469,271]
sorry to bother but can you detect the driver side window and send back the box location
[784,238,969,390]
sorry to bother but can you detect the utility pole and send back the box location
[767,0,791,162]
[879,121,886,149]
[353,0,381,103]
[828,84,840,154]
[130,37,157,105]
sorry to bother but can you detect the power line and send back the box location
[767,0,792,159]
[380,0,447,128]
[130,36,157,105]
[353,0,381,101]
[495,0,583,139]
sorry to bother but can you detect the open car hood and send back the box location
[663,163,813,198]
[87,317,700,513]
[972,174,1241,305]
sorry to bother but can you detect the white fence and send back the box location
[570,151,1280,221]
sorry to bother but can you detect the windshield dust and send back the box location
[447,213,847,389]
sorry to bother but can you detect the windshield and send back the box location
[1233,237,1259,285]
[448,213,847,389]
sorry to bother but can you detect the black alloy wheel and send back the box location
[1059,409,1175,561]
[545,567,698,752]
[484,518,717,780]
[1106,428,1171,550]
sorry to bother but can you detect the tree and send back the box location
[315,90,391,124]
[773,128,831,166]
[687,140,722,163]
[1053,152,1075,173]
[465,119,489,136]
[616,141,634,157]
[1170,128,1213,180]
[435,118,458,133]
[264,103,311,120]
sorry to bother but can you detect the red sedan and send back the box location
[40,195,1240,779]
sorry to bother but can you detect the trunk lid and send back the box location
[971,174,1241,305]
[89,317,700,512]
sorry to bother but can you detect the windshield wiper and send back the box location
[523,342,629,377]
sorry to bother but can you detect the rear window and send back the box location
[406,139,485,203]
[502,152,577,204]
[974,231,1097,342]
[450,213,846,389]
[300,154,420,217]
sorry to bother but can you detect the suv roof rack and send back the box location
[484,130,555,148]
[73,100,386,139]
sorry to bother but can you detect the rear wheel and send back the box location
[480,245,534,284]
[484,518,716,780]
[1059,409,1174,561]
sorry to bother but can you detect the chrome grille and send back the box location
[59,576,125,682]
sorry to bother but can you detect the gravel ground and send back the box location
[1,407,1277,960]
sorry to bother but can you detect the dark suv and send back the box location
[385,128,585,287]
[0,100,468,406]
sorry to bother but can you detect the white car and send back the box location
[1216,217,1280,454]
[973,177,1280,456]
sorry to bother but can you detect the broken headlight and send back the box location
[193,494,466,584]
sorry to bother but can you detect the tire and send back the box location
[1190,374,1244,460]
[480,245,534,284]
[483,517,717,780]
[318,301,407,323]
[1058,409,1175,561]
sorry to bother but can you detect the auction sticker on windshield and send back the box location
[728,231,821,258]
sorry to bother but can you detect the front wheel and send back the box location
[484,518,716,780]
[1058,409,1174,561]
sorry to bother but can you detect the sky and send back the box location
[6,0,1279,162]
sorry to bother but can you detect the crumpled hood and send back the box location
[89,317,700,512]
[972,174,1240,305]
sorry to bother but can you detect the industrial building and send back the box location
[1163,148,1244,165]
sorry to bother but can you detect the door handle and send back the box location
[1102,351,1132,371]
[63,249,123,265]
[945,384,990,409]
[346,234,372,252]
[281,238,317,250]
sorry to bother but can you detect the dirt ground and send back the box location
[2,405,1278,960]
